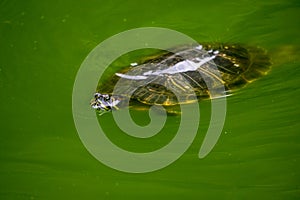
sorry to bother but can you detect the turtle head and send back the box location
[90,93,121,115]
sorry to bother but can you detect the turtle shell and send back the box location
[97,44,271,106]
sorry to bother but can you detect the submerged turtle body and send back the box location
[91,43,271,113]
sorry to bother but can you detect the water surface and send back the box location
[0,0,299,199]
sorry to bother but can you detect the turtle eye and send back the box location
[94,93,101,98]
[102,94,110,100]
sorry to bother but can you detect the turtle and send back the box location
[91,43,271,115]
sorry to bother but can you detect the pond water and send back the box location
[0,0,299,199]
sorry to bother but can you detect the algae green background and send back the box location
[0,0,299,199]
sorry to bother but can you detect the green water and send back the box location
[1,0,300,199]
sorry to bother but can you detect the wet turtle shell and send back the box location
[96,43,271,107]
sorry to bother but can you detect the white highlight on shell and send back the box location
[213,50,219,55]
[116,73,147,80]
[195,45,203,50]
[116,54,216,80]
[213,93,232,99]
[130,62,138,66]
